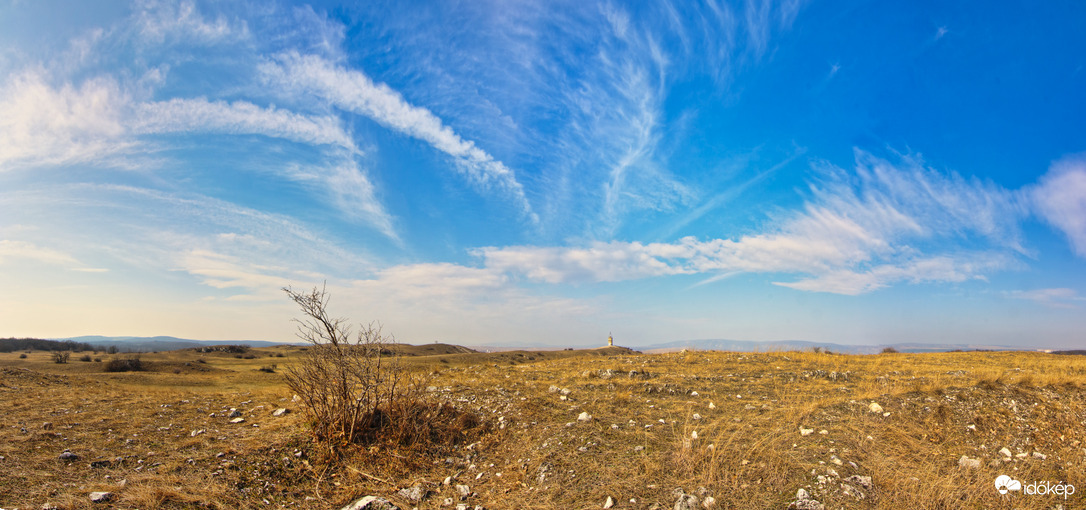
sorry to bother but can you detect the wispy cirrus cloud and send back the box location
[0,239,111,274]
[279,158,397,240]
[549,0,805,237]
[475,150,1028,294]
[477,241,689,284]
[575,4,695,237]
[133,97,357,150]
[0,68,396,237]
[334,1,804,240]
[0,0,403,239]
[133,0,241,45]
[0,239,78,266]
[0,182,376,302]
[259,52,538,224]
[0,71,132,169]
[0,71,360,164]
[1004,288,1084,309]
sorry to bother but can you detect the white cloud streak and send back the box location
[475,151,1027,294]
[0,71,360,169]
[259,52,538,223]
[134,0,238,45]
[478,241,689,284]
[1031,157,1086,257]
[0,71,132,169]
[542,3,695,237]
[1,182,377,304]
[1004,288,1084,309]
[280,159,397,240]
[337,262,599,338]
[134,97,357,150]
[0,69,395,238]
[0,239,78,266]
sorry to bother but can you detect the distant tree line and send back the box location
[0,337,114,353]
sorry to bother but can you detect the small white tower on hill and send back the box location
[608,332,613,347]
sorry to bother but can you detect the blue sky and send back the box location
[1,0,1084,348]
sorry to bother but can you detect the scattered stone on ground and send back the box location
[868,402,884,414]
[272,408,289,417]
[89,492,113,503]
[958,455,982,469]
[603,495,615,508]
[397,484,428,503]
[845,475,873,491]
[58,450,78,461]
[339,495,400,510]
[673,489,699,510]
[788,488,824,510]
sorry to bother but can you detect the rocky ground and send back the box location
[1,348,1085,509]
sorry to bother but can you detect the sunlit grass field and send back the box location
[1,346,1084,509]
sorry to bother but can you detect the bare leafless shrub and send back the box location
[283,284,409,445]
[51,351,70,364]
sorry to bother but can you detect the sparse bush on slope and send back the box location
[105,357,144,372]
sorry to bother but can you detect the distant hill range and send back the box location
[35,335,1062,355]
[51,336,481,355]
[640,339,1037,354]
[51,336,291,353]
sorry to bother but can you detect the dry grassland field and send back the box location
[2,346,1086,509]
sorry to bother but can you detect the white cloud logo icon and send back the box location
[995,475,1023,494]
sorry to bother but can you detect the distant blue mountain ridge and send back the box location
[638,339,1034,354]
[52,336,292,353]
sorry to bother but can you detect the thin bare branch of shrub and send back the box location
[282,284,408,446]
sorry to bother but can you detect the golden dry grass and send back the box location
[1,346,1085,509]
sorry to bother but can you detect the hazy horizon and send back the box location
[1,1,1084,349]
